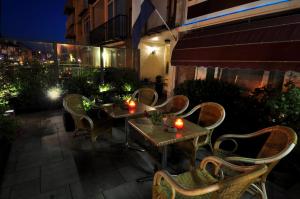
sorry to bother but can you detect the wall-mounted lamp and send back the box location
[146,46,158,55]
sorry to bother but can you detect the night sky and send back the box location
[1,0,66,42]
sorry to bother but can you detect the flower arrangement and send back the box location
[145,111,163,125]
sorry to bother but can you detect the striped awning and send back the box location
[172,13,300,71]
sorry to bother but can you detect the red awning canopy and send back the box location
[172,14,300,71]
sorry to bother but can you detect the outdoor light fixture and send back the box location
[146,46,157,55]
[47,87,62,100]
[151,36,159,41]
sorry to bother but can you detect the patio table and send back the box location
[128,117,208,169]
[101,103,156,151]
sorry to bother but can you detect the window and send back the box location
[108,0,114,20]
[83,17,90,38]
[108,0,126,20]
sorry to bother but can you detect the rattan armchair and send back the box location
[131,88,158,106]
[154,95,189,116]
[153,156,267,199]
[213,126,297,199]
[63,94,112,142]
[176,102,225,167]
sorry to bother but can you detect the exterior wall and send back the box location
[92,0,106,29]
[139,42,165,81]
[147,0,168,30]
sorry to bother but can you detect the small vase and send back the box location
[151,119,162,126]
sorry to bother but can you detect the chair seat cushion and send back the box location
[155,169,217,199]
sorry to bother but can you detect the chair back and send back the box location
[63,94,89,130]
[182,102,225,131]
[214,164,267,199]
[155,95,189,116]
[256,126,297,161]
[131,88,158,106]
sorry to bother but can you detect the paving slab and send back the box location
[41,159,79,192]
[103,182,144,199]
[1,167,40,188]
[10,179,40,199]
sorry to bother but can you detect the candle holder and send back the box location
[128,100,136,109]
[174,118,184,130]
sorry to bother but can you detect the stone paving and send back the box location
[0,111,84,199]
[0,110,292,199]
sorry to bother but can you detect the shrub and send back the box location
[0,115,19,141]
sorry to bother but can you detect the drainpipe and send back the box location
[100,46,104,83]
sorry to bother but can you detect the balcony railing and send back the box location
[65,26,75,39]
[78,0,88,16]
[90,15,128,45]
[64,0,74,15]
[88,0,97,4]
[66,13,75,29]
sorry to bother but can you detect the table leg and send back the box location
[124,118,145,152]
[136,146,168,183]
[161,146,168,169]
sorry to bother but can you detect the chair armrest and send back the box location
[200,156,260,175]
[213,131,266,154]
[153,170,220,198]
[180,104,203,118]
[225,142,296,164]
[79,115,94,130]
[151,92,158,107]
[213,137,239,155]
[154,100,168,108]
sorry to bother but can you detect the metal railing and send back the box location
[66,13,75,29]
[90,15,128,45]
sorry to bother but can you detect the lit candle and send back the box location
[129,108,135,114]
[128,100,136,109]
[174,118,184,130]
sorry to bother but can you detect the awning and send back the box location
[172,13,300,71]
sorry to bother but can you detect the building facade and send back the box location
[170,0,300,92]
[65,0,300,95]
[64,0,136,69]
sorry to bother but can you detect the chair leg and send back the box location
[190,150,197,169]
[261,181,268,199]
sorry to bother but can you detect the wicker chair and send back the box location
[153,156,267,199]
[154,95,189,116]
[176,102,225,167]
[63,94,112,142]
[131,88,158,106]
[213,126,297,199]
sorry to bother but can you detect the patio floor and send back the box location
[0,110,294,199]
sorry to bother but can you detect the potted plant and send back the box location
[148,111,163,125]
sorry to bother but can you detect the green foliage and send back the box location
[149,111,163,125]
[0,83,20,112]
[82,98,95,112]
[99,83,114,93]
[265,82,300,131]
[0,71,20,112]
[9,66,60,112]
[175,79,300,133]
[62,69,100,97]
[104,67,139,92]
[0,115,19,141]
[123,83,133,92]
[174,79,242,107]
